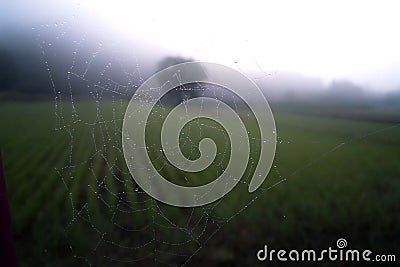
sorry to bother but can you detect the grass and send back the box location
[0,101,399,266]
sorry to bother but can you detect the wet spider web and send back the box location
[33,16,290,266]
[33,8,400,267]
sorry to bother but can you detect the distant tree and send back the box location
[0,45,50,99]
[0,51,18,91]
[327,80,365,101]
[384,90,400,106]
[155,56,205,105]
[156,56,194,72]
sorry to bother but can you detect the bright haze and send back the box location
[2,0,400,93]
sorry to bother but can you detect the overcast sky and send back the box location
[2,0,400,92]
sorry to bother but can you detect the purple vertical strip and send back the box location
[0,148,18,267]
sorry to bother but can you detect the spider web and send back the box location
[33,15,288,266]
[32,7,400,266]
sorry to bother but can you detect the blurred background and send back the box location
[0,0,399,266]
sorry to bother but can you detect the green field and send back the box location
[0,101,399,266]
